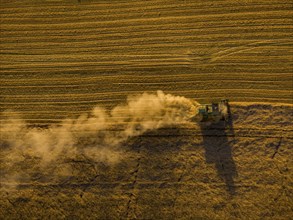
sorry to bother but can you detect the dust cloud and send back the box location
[0,91,199,184]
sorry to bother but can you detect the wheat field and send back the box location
[0,0,293,219]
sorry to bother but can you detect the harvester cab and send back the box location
[196,99,229,123]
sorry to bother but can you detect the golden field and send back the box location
[0,0,292,219]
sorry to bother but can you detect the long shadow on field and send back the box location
[200,104,237,195]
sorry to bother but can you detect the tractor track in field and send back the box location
[0,181,273,190]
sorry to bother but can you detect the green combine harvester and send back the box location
[196,99,229,123]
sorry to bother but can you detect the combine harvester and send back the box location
[194,99,230,124]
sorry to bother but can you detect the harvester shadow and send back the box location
[200,104,237,195]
